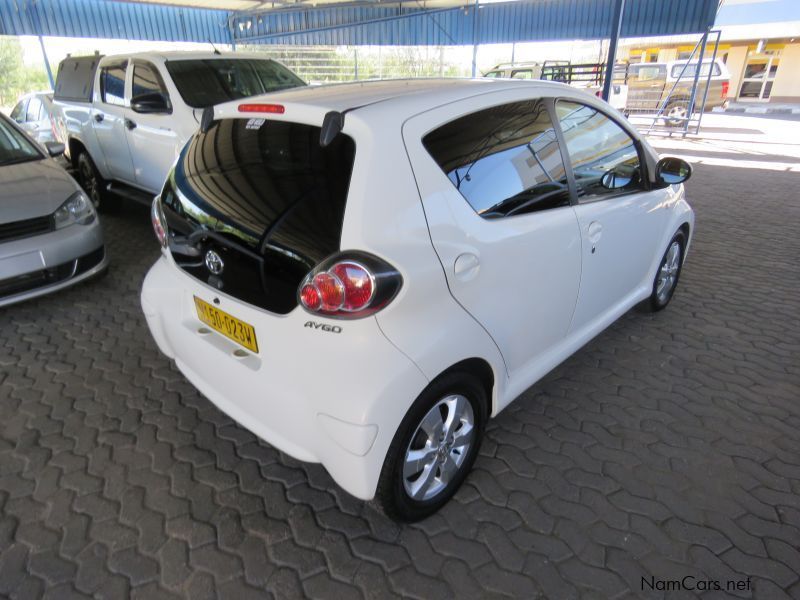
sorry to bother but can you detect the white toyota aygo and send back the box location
[142,79,694,521]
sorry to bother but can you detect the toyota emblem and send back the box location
[205,250,224,275]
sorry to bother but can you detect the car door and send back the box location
[404,93,582,379]
[93,60,136,183]
[553,99,671,333]
[125,60,180,194]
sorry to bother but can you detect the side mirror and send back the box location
[44,142,65,157]
[130,92,171,114]
[601,169,633,190]
[655,157,692,187]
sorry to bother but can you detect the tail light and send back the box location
[151,197,168,248]
[238,103,285,114]
[50,116,58,141]
[298,252,402,319]
[721,81,729,98]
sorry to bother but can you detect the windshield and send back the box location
[165,58,306,108]
[0,117,42,166]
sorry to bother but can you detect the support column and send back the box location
[39,36,54,89]
[602,0,625,101]
[471,0,479,77]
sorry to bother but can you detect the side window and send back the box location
[100,63,127,106]
[423,99,571,219]
[10,100,27,123]
[511,70,533,79]
[26,97,43,122]
[555,100,644,201]
[132,62,168,99]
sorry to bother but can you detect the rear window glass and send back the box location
[630,65,666,81]
[671,63,722,78]
[54,55,103,102]
[163,118,355,313]
[165,59,306,109]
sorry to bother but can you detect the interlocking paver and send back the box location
[1,123,799,598]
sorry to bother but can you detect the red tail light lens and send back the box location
[298,252,401,319]
[238,103,285,114]
[331,262,373,311]
[721,81,729,98]
[300,283,321,311]
[312,272,344,311]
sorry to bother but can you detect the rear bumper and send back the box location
[141,256,428,500]
[0,219,106,307]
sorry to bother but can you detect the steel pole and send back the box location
[602,0,625,101]
[471,0,479,77]
[39,36,54,89]
[684,28,709,135]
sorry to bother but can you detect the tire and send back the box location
[376,372,487,522]
[662,99,690,128]
[77,152,107,211]
[647,230,686,312]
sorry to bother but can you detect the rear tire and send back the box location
[77,152,108,211]
[647,230,686,312]
[663,99,690,128]
[376,372,487,522]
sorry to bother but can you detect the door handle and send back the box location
[587,221,603,253]
[93,113,104,123]
[125,118,137,130]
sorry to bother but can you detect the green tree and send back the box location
[0,37,50,109]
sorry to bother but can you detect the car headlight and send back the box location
[53,191,96,229]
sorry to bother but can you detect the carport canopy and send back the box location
[1,0,718,46]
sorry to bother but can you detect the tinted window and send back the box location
[423,100,571,218]
[165,59,306,109]
[10,100,27,122]
[132,62,168,98]
[631,65,666,81]
[26,97,43,122]
[671,63,722,79]
[162,117,355,314]
[555,100,643,201]
[0,116,42,166]
[101,63,127,105]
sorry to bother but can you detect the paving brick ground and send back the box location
[1,121,799,598]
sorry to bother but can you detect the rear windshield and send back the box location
[162,118,355,313]
[670,63,722,79]
[165,59,306,108]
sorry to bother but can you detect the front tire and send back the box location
[376,373,487,522]
[648,231,686,311]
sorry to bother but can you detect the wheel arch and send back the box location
[431,357,496,419]
[67,137,87,168]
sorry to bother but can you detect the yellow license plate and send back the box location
[194,296,259,353]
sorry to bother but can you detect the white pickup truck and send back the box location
[54,51,305,209]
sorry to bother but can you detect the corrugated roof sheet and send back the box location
[0,0,231,43]
[233,0,719,45]
[0,0,718,46]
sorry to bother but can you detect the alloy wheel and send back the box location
[656,240,681,304]
[402,394,475,501]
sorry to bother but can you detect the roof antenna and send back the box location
[208,40,221,55]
